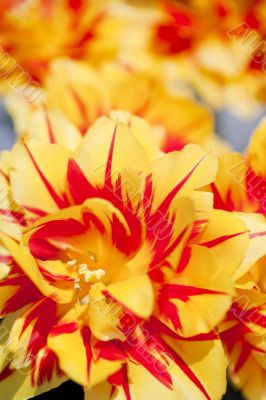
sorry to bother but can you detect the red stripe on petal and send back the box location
[104,123,118,189]
[149,317,219,341]
[129,344,173,390]
[211,183,227,210]
[81,326,92,377]
[23,206,48,217]
[234,342,251,374]
[0,168,10,183]
[161,284,225,301]
[143,175,154,220]
[201,231,247,248]
[0,365,13,381]
[0,275,41,316]
[29,238,61,261]
[250,345,266,355]
[159,299,182,331]
[241,307,266,329]
[108,364,131,400]
[0,254,12,263]
[158,154,207,214]
[67,159,97,204]
[23,142,69,209]
[159,337,211,400]
[177,246,191,273]
[249,231,266,239]
[153,227,188,267]
[69,85,90,132]
[189,219,208,241]
[0,209,27,227]
[83,211,105,234]
[39,266,73,283]
[31,219,86,240]
[35,348,63,386]
[50,322,79,337]
[21,298,56,336]
[68,0,83,10]
[44,108,56,144]
[94,341,127,361]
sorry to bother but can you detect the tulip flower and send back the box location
[0,114,250,399]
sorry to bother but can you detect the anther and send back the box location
[74,278,81,291]
[84,268,106,283]
[67,259,77,266]
[79,264,88,274]
[95,269,106,280]
[84,270,94,283]
[80,295,90,305]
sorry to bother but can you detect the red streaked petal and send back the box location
[30,219,86,240]
[23,142,69,209]
[29,238,61,261]
[33,347,63,386]
[104,123,117,189]
[67,158,97,204]
[157,153,207,215]
[200,231,247,248]
[44,107,56,144]
[161,284,225,301]
[50,322,79,337]
[108,364,131,400]
[233,342,251,374]
[158,337,211,400]
[0,274,41,316]
[81,326,92,378]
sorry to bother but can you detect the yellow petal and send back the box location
[89,283,125,342]
[27,109,82,151]
[72,117,150,189]
[48,326,121,388]
[45,58,107,130]
[167,245,234,336]
[151,144,217,209]
[247,117,266,178]
[127,335,226,400]
[10,141,71,214]
[48,327,89,386]
[106,274,154,319]
[108,110,162,161]
[0,233,74,304]
[197,209,249,277]
[0,313,66,400]
[234,212,266,280]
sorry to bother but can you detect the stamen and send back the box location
[80,295,90,305]
[84,268,106,283]
[84,270,94,282]
[74,278,81,291]
[67,259,77,266]
[79,264,88,274]
[95,269,106,280]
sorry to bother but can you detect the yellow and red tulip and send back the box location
[0,113,251,399]
[209,118,266,399]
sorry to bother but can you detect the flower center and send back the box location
[66,251,107,305]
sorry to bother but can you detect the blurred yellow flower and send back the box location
[122,0,266,117]
[6,58,230,155]
[0,0,124,90]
